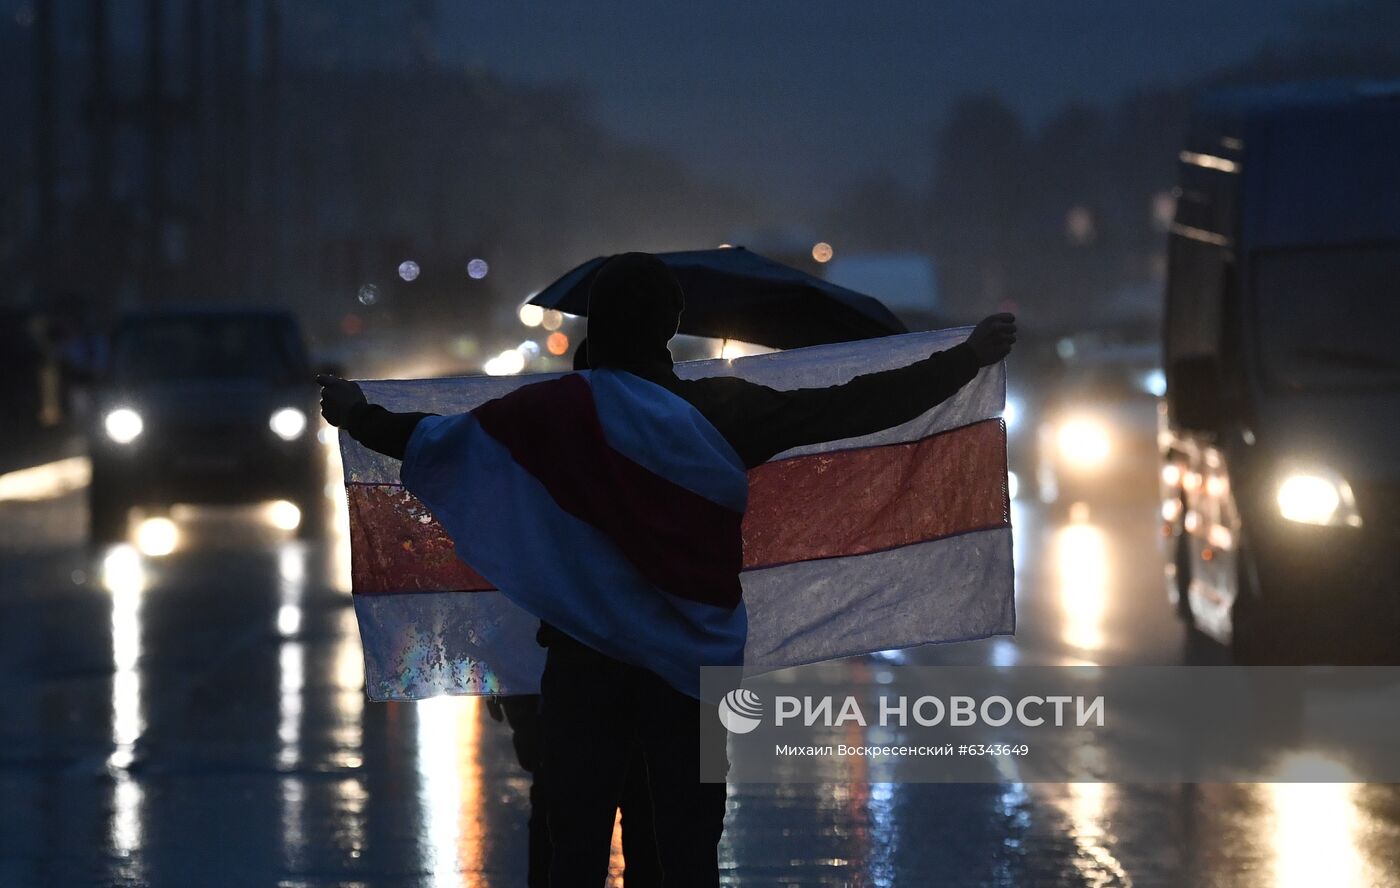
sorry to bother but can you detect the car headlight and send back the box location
[1057,418,1112,468]
[1276,467,1362,528]
[104,408,143,444]
[270,407,308,441]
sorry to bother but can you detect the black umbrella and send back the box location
[527,247,906,350]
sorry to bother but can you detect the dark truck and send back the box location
[1160,82,1400,663]
[88,308,325,543]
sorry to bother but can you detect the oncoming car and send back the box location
[88,309,325,543]
[1034,340,1164,507]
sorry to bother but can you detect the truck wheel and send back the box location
[88,476,130,545]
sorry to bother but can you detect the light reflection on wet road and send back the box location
[1,454,1398,886]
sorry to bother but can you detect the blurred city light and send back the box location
[0,456,90,501]
[484,349,526,376]
[1054,522,1108,652]
[541,309,564,331]
[1161,463,1181,487]
[518,340,541,357]
[1065,206,1097,245]
[104,408,144,444]
[467,258,489,279]
[1179,149,1239,174]
[1007,470,1020,500]
[450,336,480,360]
[1057,418,1111,468]
[278,641,304,769]
[269,407,308,441]
[811,241,833,263]
[135,516,179,557]
[1141,369,1167,397]
[268,500,304,532]
[357,284,380,306]
[1266,756,1368,887]
[417,695,484,885]
[518,304,544,327]
[546,332,570,356]
[1207,524,1234,551]
[398,260,421,282]
[101,544,147,598]
[1003,395,1022,431]
[716,339,774,361]
[277,604,302,637]
[1151,190,1177,231]
[101,540,146,856]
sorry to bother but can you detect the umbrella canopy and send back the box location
[528,247,907,350]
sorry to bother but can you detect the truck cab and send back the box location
[1161,82,1400,663]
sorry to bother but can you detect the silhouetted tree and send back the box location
[928,95,1031,320]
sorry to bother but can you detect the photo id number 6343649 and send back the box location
[959,744,1030,756]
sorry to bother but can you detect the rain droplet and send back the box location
[467,258,489,280]
[357,284,380,306]
[398,260,420,282]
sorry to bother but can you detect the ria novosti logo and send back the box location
[716,689,1106,733]
[717,688,764,734]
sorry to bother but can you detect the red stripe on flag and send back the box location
[348,483,493,594]
[472,373,744,610]
[350,419,1008,596]
[741,418,1008,570]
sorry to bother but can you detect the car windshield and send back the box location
[1255,245,1400,392]
[112,316,305,383]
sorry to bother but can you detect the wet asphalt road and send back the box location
[1,452,1399,887]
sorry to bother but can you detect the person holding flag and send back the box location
[318,252,1016,886]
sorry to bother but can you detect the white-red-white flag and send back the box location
[340,327,1014,700]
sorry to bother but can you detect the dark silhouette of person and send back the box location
[483,337,664,888]
[319,252,1015,886]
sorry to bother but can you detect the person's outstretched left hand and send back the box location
[316,373,366,427]
[966,313,1018,366]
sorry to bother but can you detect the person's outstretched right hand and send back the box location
[966,313,1018,366]
[316,373,366,427]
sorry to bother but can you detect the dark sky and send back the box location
[432,0,1321,205]
[9,0,1324,208]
